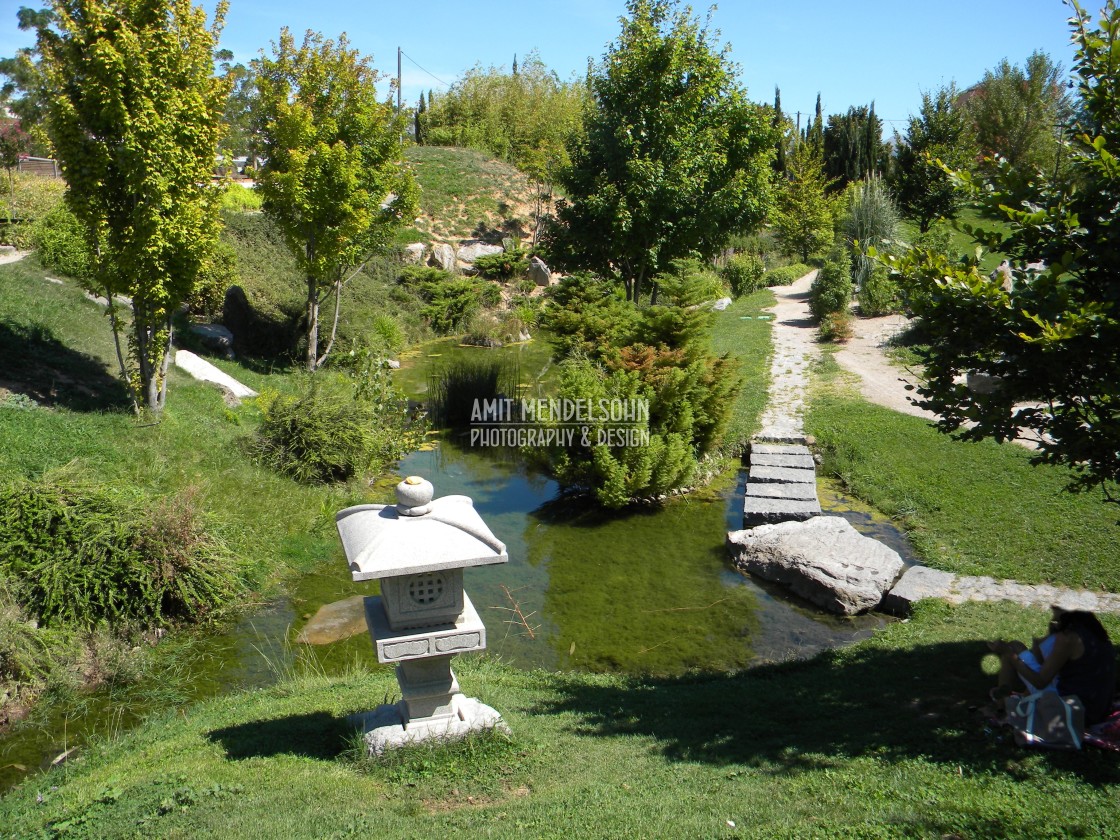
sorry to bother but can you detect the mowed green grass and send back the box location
[0,256,360,584]
[3,601,1120,838]
[807,355,1120,590]
[709,288,775,454]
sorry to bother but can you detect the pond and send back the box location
[0,337,918,792]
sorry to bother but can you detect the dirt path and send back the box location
[0,249,30,266]
[756,271,820,441]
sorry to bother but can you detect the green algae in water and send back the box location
[526,496,759,674]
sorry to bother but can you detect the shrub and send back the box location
[251,373,423,484]
[219,183,262,213]
[819,309,854,342]
[186,240,240,319]
[0,172,66,249]
[857,260,901,316]
[809,250,853,322]
[762,263,812,287]
[471,248,528,279]
[31,203,94,282]
[0,475,242,629]
[720,253,765,298]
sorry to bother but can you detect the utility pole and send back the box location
[397,47,402,114]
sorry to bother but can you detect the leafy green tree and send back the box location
[772,144,835,262]
[0,6,55,156]
[214,49,260,163]
[891,84,976,232]
[891,0,1120,501]
[0,121,30,225]
[255,28,418,371]
[37,0,230,412]
[966,50,1071,176]
[420,51,587,178]
[823,104,884,187]
[552,0,775,303]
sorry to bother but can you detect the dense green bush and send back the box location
[0,475,242,629]
[251,373,423,484]
[186,240,240,319]
[857,260,901,316]
[537,263,739,506]
[471,248,529,279]
[399,265,501,334]
[809,250,853,322]
[219,183,262,213]
[818,309,854,342]
[720,253,765,298]
[31,203,94,282]
[761,263,812,287]
[0,173,66,249]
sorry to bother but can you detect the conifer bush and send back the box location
[0,476,242,629]
[720,253,765,298]
[809,249,853,322]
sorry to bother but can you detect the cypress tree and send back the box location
[415,91,426,145]
[773,86,786,174]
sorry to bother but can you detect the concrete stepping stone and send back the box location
[746,482,820,501]
[749,465,818,484]
[743,496,822,526]
[751,453,815,470]
[751,443,812,456]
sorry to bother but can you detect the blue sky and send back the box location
[1,0,1099,136]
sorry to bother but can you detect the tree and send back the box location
[0,120,30,225]
[414,90,426,145]
[37,0,229,412]
[823,104,884,187]
[772,86,787,175]
[965,50,1071,175]
[772,144,835,262]
[890,0,1120,502]
[803,92,824,152]
[256,28,417,372]
[0,6,56,156]
[552,0,775,303]
[214,49,260,163]
[891,84,976,232]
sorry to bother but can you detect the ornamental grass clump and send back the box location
[251,371,423,484]
[0,476,242,630]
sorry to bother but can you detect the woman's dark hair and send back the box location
[1056,610,1112,643]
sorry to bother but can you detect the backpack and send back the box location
[1004,690,1085,750]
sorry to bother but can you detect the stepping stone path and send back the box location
[743,443,821,527]
[736,270,1120,617]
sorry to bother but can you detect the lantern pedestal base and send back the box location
[350,696,508,756]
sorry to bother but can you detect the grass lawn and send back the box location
[3,600,1119,838]
[709,289,775,454]
[806,354,1120,590]
[898,204,1012,275]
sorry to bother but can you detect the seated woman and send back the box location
[990,610,1117,725]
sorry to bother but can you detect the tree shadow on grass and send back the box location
[0,319,131,412]
[531,639,1120,786]
[207,712,352,761]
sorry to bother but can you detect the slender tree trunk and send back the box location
[649,281,659,306]
[105,284,139,414]
[316,277,343,369]
[306,275,319,372]
[156,316,173,410]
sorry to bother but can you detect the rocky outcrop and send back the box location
[528,256,552,286]
[457,240,503,264]
[430,243,457,272]
[188,323,235,358]
[403,243,426,265]
[728,516,904,615]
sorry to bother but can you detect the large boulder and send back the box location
[528,255,552,287]
[430,243,457,272]
[402,242,426,265]
[457,240,503,265]
[727,516,904,615]
[188,323,234,358]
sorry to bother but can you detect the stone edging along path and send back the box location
[746,270,1120,617]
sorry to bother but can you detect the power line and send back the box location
[399,50,453,90]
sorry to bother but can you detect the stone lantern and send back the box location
[336,476,509,754]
